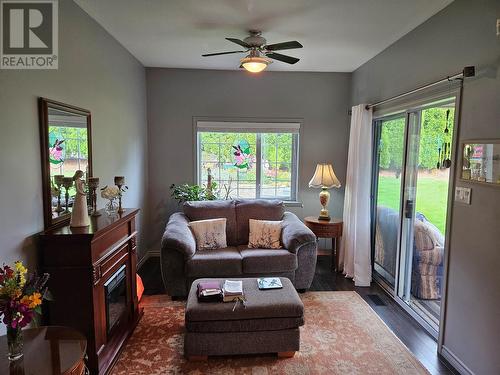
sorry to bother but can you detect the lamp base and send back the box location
[318,189,331,221]
[318,207,330,221]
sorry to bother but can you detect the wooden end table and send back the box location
[304,216,343,272]
[0,326,87,375]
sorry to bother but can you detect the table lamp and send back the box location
[308,163,341,221]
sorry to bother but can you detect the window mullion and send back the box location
[291,134,298,201]
[237,168,240,197]
[256,133,262,199]
[197,133,200,184]
[218,135,222,187]
[275,135,278,198]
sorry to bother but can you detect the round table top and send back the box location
[0,326,86,375]
[304,216,343,225]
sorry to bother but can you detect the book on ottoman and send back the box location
[197,281,223,302]
[257,277,283,290]
[222,280,244,302]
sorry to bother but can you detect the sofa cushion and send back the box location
[248,219,282,249]
[183,200,237,246]
[188,218,227,251]
[187,247,242,277]
[235,199,284,245]
[239,247,297,274]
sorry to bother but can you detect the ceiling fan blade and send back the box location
[202,50,245,57]
[226,37,251,49]
[266,41,303,51]
[266,52,299,64]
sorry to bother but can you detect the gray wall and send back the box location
[146,69,351,250]
[0,0,148,282]
[351,0,499,373]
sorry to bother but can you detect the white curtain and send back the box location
[340,104,373,287]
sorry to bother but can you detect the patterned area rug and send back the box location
[112,292,429,374]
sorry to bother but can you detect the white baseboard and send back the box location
[441,345,474,375]
[138,249,161,268]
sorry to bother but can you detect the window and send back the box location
[196,120,300,201]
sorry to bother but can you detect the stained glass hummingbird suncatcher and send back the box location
[232,140,251,169]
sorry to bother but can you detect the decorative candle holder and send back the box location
[62,177,74,213]
[114,176,125,214]
[53,174,65,213]
[88,177,101,217]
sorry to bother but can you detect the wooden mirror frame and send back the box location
[39,98,93,230]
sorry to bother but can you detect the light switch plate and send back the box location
[455,187,471,204]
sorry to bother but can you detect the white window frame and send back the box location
[194,117,302,202]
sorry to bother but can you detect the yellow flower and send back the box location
[20,292,42,309]
[14,261,27,287]
[20,295,30,306]
[14,261,27,275]
[0,285,21,299]
[30,292,42,307]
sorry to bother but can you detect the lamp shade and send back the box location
[308,163,341,188]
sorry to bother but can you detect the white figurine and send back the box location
[70,170,90,227]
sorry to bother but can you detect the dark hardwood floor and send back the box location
[138,255,456,375]
[138,255,165,295]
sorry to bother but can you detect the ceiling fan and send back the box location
[202,30,303,73]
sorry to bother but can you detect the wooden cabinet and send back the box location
[39,209,143,375]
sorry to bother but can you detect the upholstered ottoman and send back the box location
[184,277,304,360]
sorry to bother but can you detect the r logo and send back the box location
[2,1,53,53]
[1,0,58,69]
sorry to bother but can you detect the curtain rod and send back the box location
[365,66,475,110]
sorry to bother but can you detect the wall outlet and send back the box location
[455,187,471,204]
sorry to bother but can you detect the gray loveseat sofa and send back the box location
[161,199,318,297]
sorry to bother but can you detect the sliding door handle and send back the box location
[404,200,414,219]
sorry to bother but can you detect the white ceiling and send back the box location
[75,0,453,72]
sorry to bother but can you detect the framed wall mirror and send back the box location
[39,98,93,230]
[461,139,500,186]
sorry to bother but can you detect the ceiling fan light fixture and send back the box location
[241,56,271,73]
[203,31,301,72]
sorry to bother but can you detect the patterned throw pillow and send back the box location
[188,218,227,251]
[248,219,282,249]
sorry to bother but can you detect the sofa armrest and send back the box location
[161,212,196,259]
[282,212,317,254]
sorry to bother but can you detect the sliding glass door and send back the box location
[372,98,456,334]
[373,115,406,289]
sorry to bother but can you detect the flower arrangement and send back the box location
[0,261,50,360]
[100,185,120,200]
[101,185,126,215]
